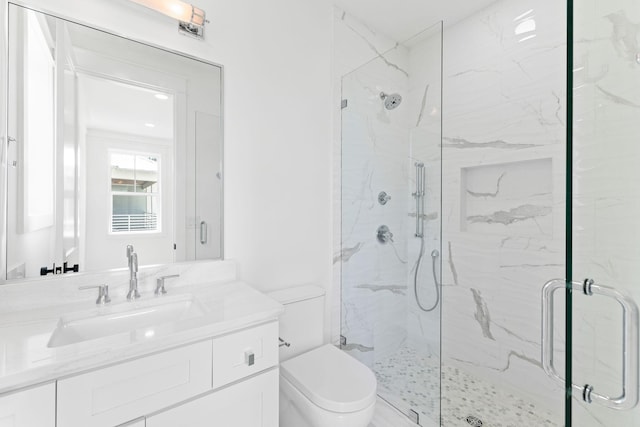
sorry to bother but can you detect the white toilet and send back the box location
[268,286,377,427]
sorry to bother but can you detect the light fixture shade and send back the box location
[129,0,205,26]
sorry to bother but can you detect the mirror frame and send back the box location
[0,1,225,284]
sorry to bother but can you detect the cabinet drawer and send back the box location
[211,321,278,388]
[57,341,212,427]
[0,383,55,427]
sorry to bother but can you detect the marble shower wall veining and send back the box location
[441,0,566,422]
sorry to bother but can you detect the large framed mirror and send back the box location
[2,3,223,282]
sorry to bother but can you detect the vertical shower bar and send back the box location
[414,162,425,238]
[414,163,419,237]
[420,163,424,237]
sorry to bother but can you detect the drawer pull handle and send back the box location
[245,350,255,366]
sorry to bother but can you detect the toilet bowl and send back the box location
[268,286,377,427]
[280,344,377,427]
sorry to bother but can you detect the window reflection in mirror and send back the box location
[4,5,223,281]
[110,152,161,234]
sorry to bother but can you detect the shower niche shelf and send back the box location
[460,158,553,236]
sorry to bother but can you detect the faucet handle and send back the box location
[79,284,111,305]
[155,274,180,296]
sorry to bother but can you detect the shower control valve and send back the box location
[377,225,394,244]
[378,191,391,205]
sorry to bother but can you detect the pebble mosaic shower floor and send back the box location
[373,346,560,426]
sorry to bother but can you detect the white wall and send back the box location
[4,0,334,307]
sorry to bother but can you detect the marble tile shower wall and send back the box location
[441,0,567,420]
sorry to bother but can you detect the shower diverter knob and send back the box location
[377,225,394,244]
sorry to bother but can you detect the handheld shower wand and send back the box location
[412,163,440,312]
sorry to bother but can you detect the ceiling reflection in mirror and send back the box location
[4,4,223,281]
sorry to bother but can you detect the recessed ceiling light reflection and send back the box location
[155,93,169,100]
[515,19,536,35]
[145,123,156,128]
[514,9,534,21]
[518,34,537,43]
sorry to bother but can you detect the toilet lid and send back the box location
[280,344,377,413]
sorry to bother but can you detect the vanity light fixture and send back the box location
[129,0,207,39]
[155,93,170,100]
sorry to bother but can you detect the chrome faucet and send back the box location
[126,247,140,300]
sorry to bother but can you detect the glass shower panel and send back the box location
[440,0,567,425]
[340,23,442,426]
[572,0,640,424]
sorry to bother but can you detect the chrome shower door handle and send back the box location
[200,221,207,244]
[542,278,639,410]
[541,278,568,387]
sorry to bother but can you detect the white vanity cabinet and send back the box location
[146,368,279,427]
[0,383,55,427]
[52,321,279,427]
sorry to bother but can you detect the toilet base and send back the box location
[279,374,375,427]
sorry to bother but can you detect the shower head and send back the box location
[380,92,402,110]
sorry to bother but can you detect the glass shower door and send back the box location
[568,0,640,425]
[340,23,442,426]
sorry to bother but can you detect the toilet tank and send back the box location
[268,285,325,362]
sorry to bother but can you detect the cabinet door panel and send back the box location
[0,383,55,427]
[58,341,212,427]
[147,368,278,427]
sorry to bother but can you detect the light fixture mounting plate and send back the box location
[179,21,204,39]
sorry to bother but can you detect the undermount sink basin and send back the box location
[47,294,206,348]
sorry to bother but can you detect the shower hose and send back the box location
[414,236,440,312]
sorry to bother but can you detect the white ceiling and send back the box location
[82,76,174,140]
[332,0,499,42]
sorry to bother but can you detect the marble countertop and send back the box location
[0,280,284,395]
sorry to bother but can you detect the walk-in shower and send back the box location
[339,0,640,425]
